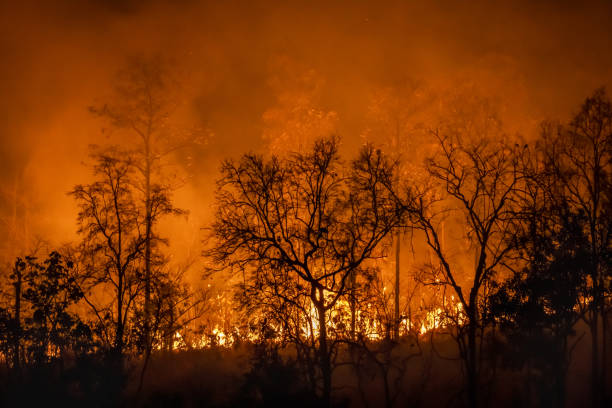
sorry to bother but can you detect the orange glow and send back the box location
[1,0,610,365]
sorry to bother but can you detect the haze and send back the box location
[1,0,611,266]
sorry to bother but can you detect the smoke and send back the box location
[1,0,611,262]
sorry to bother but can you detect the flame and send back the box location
[160,296,465,351]
[418,301,465,336]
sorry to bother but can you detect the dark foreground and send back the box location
[0,329,607,408]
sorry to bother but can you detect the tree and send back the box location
[539,89,612,408]
[90,55,197,360]
[343,271,425,408]
[0,257,24,371]
[490,213,588,408]
[489,143,589,407]
[71,147,176,359]
[362,80,434,340]
[408,132,524,408]
[148,266,206,352]
[0,252,91,368]
[20,252,92,364]
[207,137,406,406]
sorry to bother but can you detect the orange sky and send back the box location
[1,0,611,266]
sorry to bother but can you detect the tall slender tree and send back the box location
[362,80,433,340]
[89,56,196,360]
[71,148,146,359]
[71,147,180,360]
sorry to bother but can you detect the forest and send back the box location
[0,1,611,408]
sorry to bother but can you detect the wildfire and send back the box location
[163,296,465,351]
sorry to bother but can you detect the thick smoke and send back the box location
[1,0,611,263]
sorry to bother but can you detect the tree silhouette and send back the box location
[207,137,407,406]
[362,80,434,340]
[90,55,196,362]
[489,143,590,407]
[71,148,145,359]
[0,252,91,368]
[147,265,206,352]
[408,132,525,408]
[70,147,179,360]
[539,89,612,408]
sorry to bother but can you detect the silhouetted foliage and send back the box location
[2,74,610,408]
[0,252,92,368]
[490,202,589,408]
[538,88,612,408]
[207,137,408,406]
[236,341,323,408]
[71,148,147,359]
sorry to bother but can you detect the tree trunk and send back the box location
[555,339,568,408]
[466,305,479,408]
[12,262,21,372]
[144,145,152,354]
[168,306,175,351]
[139,135,154,399]
[394,231,400,340]
[316,301,332,408]
[350,270,356,341]
[602,302,608,407]
[590,307,600,408]
[116,277,124,358]
[382,368,392,408]
[115,321,124,359]
[393,122,401,342]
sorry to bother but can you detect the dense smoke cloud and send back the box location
[1,0,611,260]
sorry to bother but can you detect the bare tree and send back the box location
[207,137,406,407]
[408,132,524,408]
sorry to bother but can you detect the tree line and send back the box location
[0,57,207,405]
[0,56,609,408]
[207,88,611,408]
